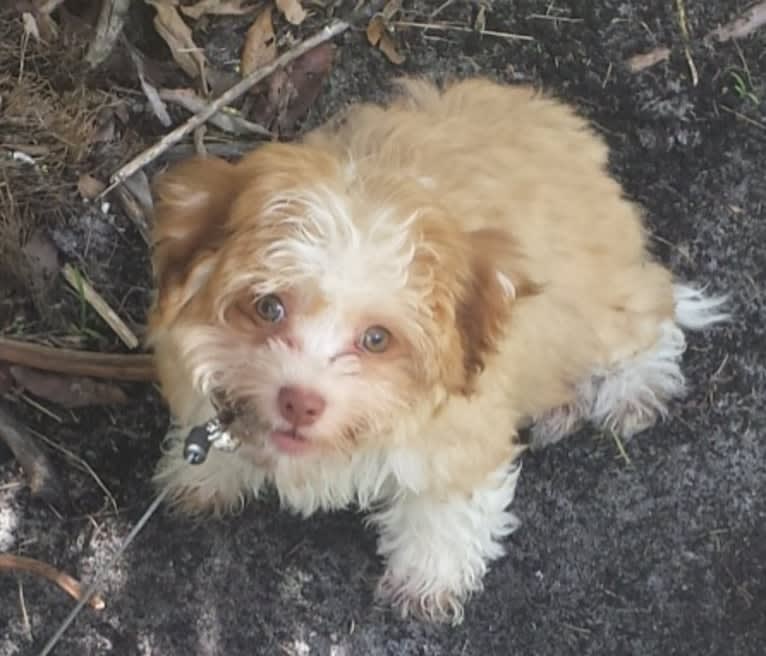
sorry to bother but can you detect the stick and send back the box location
[61,263,140,350]
[159,88,271,137]
[0,337,155,381]
[113,185,151,245]
[102,20,351,195]
[392,20,534,41]
[0,401,63,502]
[0,554,105,610]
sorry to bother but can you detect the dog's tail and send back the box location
[673,284,730,330]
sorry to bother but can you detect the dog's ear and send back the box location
[449,228,538,394]
[149,156,240,328]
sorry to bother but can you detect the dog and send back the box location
[147,77,727,624]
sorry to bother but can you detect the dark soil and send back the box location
[1,1,765,655]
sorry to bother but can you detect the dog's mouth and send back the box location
[208,390,316,456]
[269,428,312,454]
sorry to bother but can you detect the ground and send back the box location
[1,1,765,655]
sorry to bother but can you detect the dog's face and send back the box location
[149,144,532,458]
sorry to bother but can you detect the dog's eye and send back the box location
[254,294,285,323]
[360,326,391,353]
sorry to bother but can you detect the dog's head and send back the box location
[149,145,535,457]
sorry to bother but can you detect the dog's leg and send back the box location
[528,377,597,449]
[154,426,266,516]
[589,284,728,439]
[370,461,521,624]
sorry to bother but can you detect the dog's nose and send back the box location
[277,386,326,426]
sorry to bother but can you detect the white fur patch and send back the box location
[371,461,521,624]
[255,186,418,306]
[673,284,730,330]
[531,284,729,445]
[496,271,516,299]
[589,320,687,438]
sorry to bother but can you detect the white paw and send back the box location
[376,569,468,625]
[530,402,586,449]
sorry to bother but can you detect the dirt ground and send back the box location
[1,1,765,655]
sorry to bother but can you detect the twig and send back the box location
[18,580,32,642]
[86,0,132,68]
[675,0,698,86]
[101,20,352,195]
[720,104,766,131]
[0,337,155,381]
[608,429,632,465]
[706,1,766,43]
[0,554,105,610]
[527,13,584,24]
[113,186,151,245]
[159,88,271,137]
[194,124,208,156]
[61,263,139,350]
[393,20,534,41]
[0,401,63,502]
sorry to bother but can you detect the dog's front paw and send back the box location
[376,569,467,625]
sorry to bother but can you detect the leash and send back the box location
[36,414,234,655]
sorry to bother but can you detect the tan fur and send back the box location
[146,77,722,620]
[148,77,679,491]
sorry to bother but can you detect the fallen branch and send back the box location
[0,401,63,502]
[61,263,140,350]
[0,554,105,610]
[0,337,155,382]
[102,19,351,193]
[10,366,129,408]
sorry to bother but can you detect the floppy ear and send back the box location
[149,156,240,328]
[450,228,538,394]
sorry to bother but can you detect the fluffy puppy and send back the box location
[147,77,727,623]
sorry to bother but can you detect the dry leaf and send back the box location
[274,43,334,135]
[10,366,128,408]
[180,0,257,19]
[250,43,334,136]
[366,16,405,65]
[129,46,173,126]
[275,0,306,25]
[20,230,59,299]
[77,174,106,200]
[241,6,277,77]
[148,2,208,89]
[625,47,671,73]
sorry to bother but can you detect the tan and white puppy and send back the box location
[147,77,727,623]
